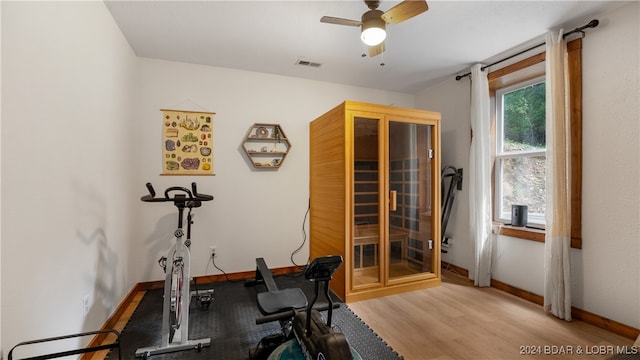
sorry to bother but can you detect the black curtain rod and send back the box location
[455,19,599,81]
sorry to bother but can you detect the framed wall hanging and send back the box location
[161,109,215,175]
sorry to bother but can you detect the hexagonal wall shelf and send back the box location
[242,123,291,168]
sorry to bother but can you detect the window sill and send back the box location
[495,223,582,249]
[497,224,545,243]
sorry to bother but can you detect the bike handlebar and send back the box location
[145,182,156,197]
[141,182,214,203]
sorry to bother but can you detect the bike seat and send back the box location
[257,288,307,316]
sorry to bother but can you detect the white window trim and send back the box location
[494,75,546,226]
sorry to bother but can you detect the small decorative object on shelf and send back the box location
[242,123,291,169]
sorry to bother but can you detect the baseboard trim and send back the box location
[571,307,640,340]
[81,285,146,360]
[81,264,301,359]
[490,278,544,306]
[441,262,640,340]
[441,261,469,278]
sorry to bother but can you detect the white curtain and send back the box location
[544,30,572,320]
[469,64,493,287]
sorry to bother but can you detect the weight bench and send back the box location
[247,258,308,360]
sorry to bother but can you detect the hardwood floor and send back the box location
[349,271,634,360]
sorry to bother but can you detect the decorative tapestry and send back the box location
[161,109,215,175]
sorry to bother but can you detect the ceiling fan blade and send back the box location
[368,42,385,57]
[320,16,361,27]
[381,0,428,24]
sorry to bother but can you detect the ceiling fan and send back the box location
[321,0,429,57]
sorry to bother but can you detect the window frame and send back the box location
[488,39,582,249]
[494,76,547,225]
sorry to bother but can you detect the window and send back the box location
[489,38,583,249]
[495,77,546,225]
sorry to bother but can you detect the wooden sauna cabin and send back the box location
[309,101,442,302]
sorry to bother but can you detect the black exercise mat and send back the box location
[112,272,403,360]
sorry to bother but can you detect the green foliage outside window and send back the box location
[503,82,546,150]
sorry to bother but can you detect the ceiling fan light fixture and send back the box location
[360,10,386,46]
[361,25,386,46]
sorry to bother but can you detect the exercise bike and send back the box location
[135,182,214,358]
[252,255,360,360]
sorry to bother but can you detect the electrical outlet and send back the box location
[83,294,90,318]
[209,246,216,258]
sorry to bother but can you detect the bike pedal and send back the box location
[199,297,212,309]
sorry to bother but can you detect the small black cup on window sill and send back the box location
[511,205,528,227]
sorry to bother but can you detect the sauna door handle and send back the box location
[390,190,397,212]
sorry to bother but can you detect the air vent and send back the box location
[295,59,322,68]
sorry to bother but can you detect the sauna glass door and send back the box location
[387,121,434,279]
[353,116,381,287]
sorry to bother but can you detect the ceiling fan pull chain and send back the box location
[380,35,386,66]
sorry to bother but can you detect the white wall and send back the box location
[131,59,415,282]
[416,2,640,329]
[577,1,639,326]
[1,1,415,354]
[1,1,138,355]
[415,77,473,276]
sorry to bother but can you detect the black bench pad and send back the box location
[257,288,307,315]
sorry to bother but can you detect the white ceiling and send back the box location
[105,0,628,94]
